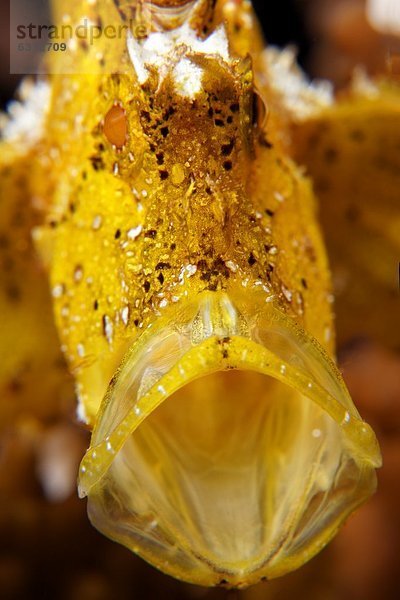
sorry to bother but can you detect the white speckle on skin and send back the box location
[134,406,141,416]
[312,428,322,438]
[121,306,130,326]
[281,286,293,302]
[186,264,197,277]
[52,284,64,298]
[274,191,285,203]
[103,315,114,345]
[77,343,85,358]
[92,215,102,230]
[280,364,287,375]
[127,225,142,240]
[158,385,167,395]
[74,266,83,282]
[226,260,238,273]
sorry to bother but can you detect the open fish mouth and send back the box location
[78,290,380,588]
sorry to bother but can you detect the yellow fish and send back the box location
[1,0,383,589]
[291,80,400,349]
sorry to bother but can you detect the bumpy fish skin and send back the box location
[291,81,400,349]
[1,0,382,590]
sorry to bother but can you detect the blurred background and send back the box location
[1,1,400,599]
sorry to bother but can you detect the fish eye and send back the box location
[103,103,127,149]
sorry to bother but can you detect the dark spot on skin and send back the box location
[345,205,360,222]
[350,129,365,142]
[197,259,208,271]
[170,243,176,250]
[157,272,164,285]
[69,203,76,214]
[114,229,121,239]
[221,140,234,156]
[90,155,105,171]
[140,110,151,123]
[145,229,157,239]
[315,178,330,193]
[143,281,150,293]
[200,271,211,282]
[226,115,233,124]
[160,126,169,137]
[222,349,229,359]
[214,119,224,127]
[207,107,214,118]
[266,263,274,281]
[164,106,175,120]
[230,103,239,113]
[6,285,21,302]
[223,160,232,171]
[208,281,218,291]
[82,171,87,180]
[134,319,140,327]
[218,579,228,586]
[259,134,273,148]
[159,170,169,180]
[301,278,308,290]
[265,209,274,217]
[8,377,23,394]
[205,186,212,195]
[156,262,171,270]
[324,147,338,163]
[248,252,257,266]
[93,299,99,310]
[156,152,164,165]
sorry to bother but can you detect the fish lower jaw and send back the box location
[78,291,380,587]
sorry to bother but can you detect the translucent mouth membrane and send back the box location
[78,290,380,588]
